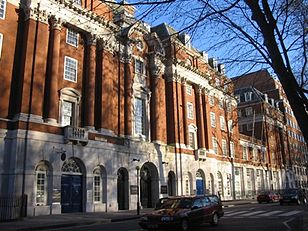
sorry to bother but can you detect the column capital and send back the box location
[49,16,63,31]
[24,7,49,24]
[149,54,165,77]
[85,33,98,46]
[195,84,204,94]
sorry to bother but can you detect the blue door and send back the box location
[196,179,204,195]
[61,175,82,213]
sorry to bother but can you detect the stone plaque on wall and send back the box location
[52,189,61,203]
[130,185,138,195]
[161,185,168,194]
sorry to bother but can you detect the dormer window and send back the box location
[244,92,252,101]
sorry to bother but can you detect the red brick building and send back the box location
[0,0,290,219]
[233,69,308,190]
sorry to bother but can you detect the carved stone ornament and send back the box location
[150,56,165,77]
[119,43,132,63]
[24,6,49,24]
[49,16,63,31]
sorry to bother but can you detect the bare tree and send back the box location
[107,0,308,143]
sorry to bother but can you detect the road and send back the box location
[46,203,308,231]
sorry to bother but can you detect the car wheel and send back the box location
[211,213,219,226]
[181,219,189,231]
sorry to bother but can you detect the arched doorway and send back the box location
[117,167,129,210]
[196,169,206,195]
[208,173,214,194]
[61,158,85,213]
[140,162,159,208]
[167,171,176,196]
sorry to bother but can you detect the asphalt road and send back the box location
[46,203,308,231]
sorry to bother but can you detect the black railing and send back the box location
[0,195,27,221]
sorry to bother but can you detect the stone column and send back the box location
[84,34,96,130]
[181,78,189,145]
[46,16,62,124]
[196,85,205,148]
[123,43,133,137]
[150,54,166,143]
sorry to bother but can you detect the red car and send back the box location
[257,191,280,203]
[139,195,224,231]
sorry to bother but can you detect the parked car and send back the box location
[279,188,307,205]
[139,195,224,231]
[257,191,280,203]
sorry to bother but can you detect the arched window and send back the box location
[35,164,48,205]
[217,172,224,197]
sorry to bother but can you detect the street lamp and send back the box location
[136,166,140,215]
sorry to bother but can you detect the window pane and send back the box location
[135,60,144,74]
[64,57,77,82]
[0,0,6,19]
[63,101,73,126]
[135,98,145,135]
[66,29,78,47]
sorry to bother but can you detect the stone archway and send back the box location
[167,171,176,196]
[140,162,159,208]
[61,158,85,213]
[196,169,206,195]
[117,167,129,210]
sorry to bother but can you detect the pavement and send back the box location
[0,199,257,231]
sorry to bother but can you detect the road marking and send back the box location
[224,211,249,216]
[278,210,302,216]
[258,210,283,216]
[240,210,266,217]
[283,217,294,231]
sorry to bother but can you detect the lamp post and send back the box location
[136,166,140,215]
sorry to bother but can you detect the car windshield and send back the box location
[159,198,193,209]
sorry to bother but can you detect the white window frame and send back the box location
[135,59,144,75]
[228,120,233,133]
[134,97,146,136]
[244,91,252,101]
[186,84,193,95]
[66,28,79,47]
[245,107,253,116]
[210,112,216,127]
[242,145,248,160]
[212,137,218,154]
[209,95,215,106]
[188,124,197,149]
[0,33,3,59]
[187,102,194,119]
[59,88,81,127]
[219,99,223,109]
[230,141,235,158]
[93,168,102,203]
[64,56,78,82]
[0,0,6,19]
[35,165,48,206]
[220,116,225,131]
[222,139,227,156]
